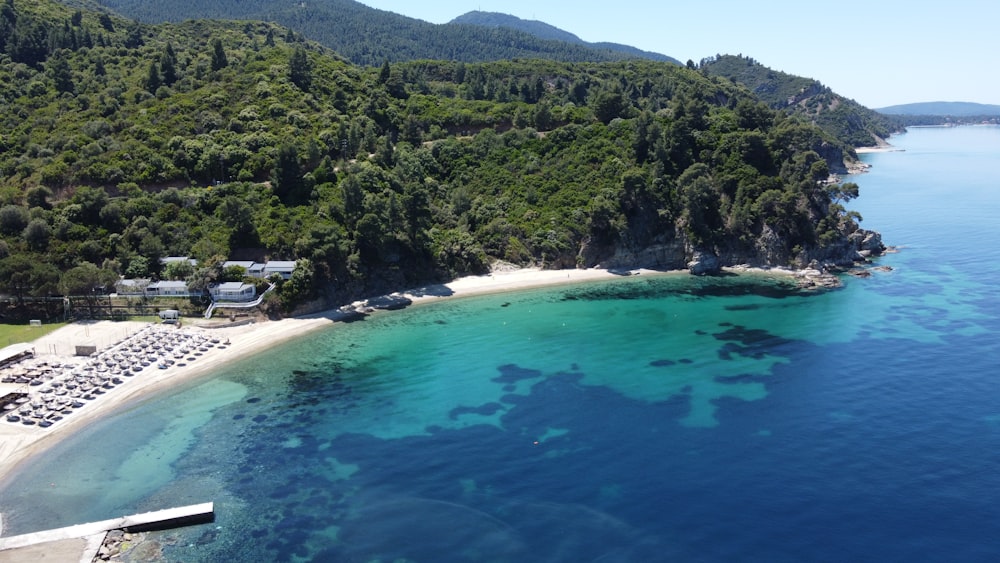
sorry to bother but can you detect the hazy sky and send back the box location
[358,0,999,109]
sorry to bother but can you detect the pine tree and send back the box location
[289,47,311,91]
[272,144,306,205]
[98,13,114,32]
[49,52,74,94]
[161,43,177,85]
[124,22,143,49]
[0,0,13,54]
[211,38,227,71]
[144,61,160,92]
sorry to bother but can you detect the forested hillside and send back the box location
[876,101,1000,127]
[877,101,1000,116]
[449,11,680,65]
[0,0,878,318]
[83,0,663,66]
[701,55,902,148]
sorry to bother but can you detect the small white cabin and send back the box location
[210,282,257,302]
[263,261,296,280]
[146,280,191,297]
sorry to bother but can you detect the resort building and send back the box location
[222,260,254,273]
[209,282,257,302]
[222,261,273,279]
[145,280,192,297]
[115,278,149,296]
[263,261,297,280]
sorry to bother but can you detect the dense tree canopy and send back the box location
[0,0,873,315]
[89,0,672,67]
[700,54,903,148]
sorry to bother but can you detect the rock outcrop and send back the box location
[579,222,886,286]
[687,251,721,275]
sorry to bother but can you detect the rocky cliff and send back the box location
[578,225,885,277]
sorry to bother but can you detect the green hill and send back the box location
[877,101,1000,125]
[449,11,680,65]
[0,0,880,318]
[84,0,671,66]
[700,54,902,148]
[877,101,1000,116]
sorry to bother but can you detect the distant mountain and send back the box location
[450,11,681,65]
[877,101,1000,116]
[700,54,902,148]
[84,0,672,66]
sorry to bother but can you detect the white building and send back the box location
[145,280,191,297]
[223,260,267,278]
[115,278,149,296]
[210,282,257,302]
[263,261,297,280]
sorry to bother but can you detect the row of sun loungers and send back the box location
[1,326,227,428]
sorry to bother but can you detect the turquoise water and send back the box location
[3,126,1000,561]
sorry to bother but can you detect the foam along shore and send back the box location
[855,145,903,153]
[0,317,332,484]
[0,267,669,485]
[0,265,799,488]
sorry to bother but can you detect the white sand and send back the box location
[855,145,902,154]
[0,263,822,487]
[0,318,331,482]
[0,267,669,483]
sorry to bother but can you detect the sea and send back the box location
[2,125,1000,562]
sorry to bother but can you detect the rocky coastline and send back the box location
[577,224,888,291]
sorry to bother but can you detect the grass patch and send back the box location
[0,321,69,348]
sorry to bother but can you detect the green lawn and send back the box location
[0,321,68,348]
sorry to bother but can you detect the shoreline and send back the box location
[0,264,811,492]
[0,267,642,487]
[855,145,902,154]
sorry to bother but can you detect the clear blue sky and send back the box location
[358,0,1000,109]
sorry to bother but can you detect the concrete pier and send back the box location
[0,502,213,559]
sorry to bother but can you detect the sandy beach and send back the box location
[855,145,902,154]
[0,267,660,488]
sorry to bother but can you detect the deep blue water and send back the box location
[2,126,1000,562]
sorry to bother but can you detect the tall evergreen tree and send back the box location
[49,52,74,93]
[98,13,114,32]
[211,38,228,71]
[123,22,143,48]
[160,43,177,85]
[10,20,47,67]
[289,46,311,91]
[144,61,160,92]
[0,0,14,53]
[272,144,307,205]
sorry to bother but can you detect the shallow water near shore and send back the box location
[3,126,1000,561]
